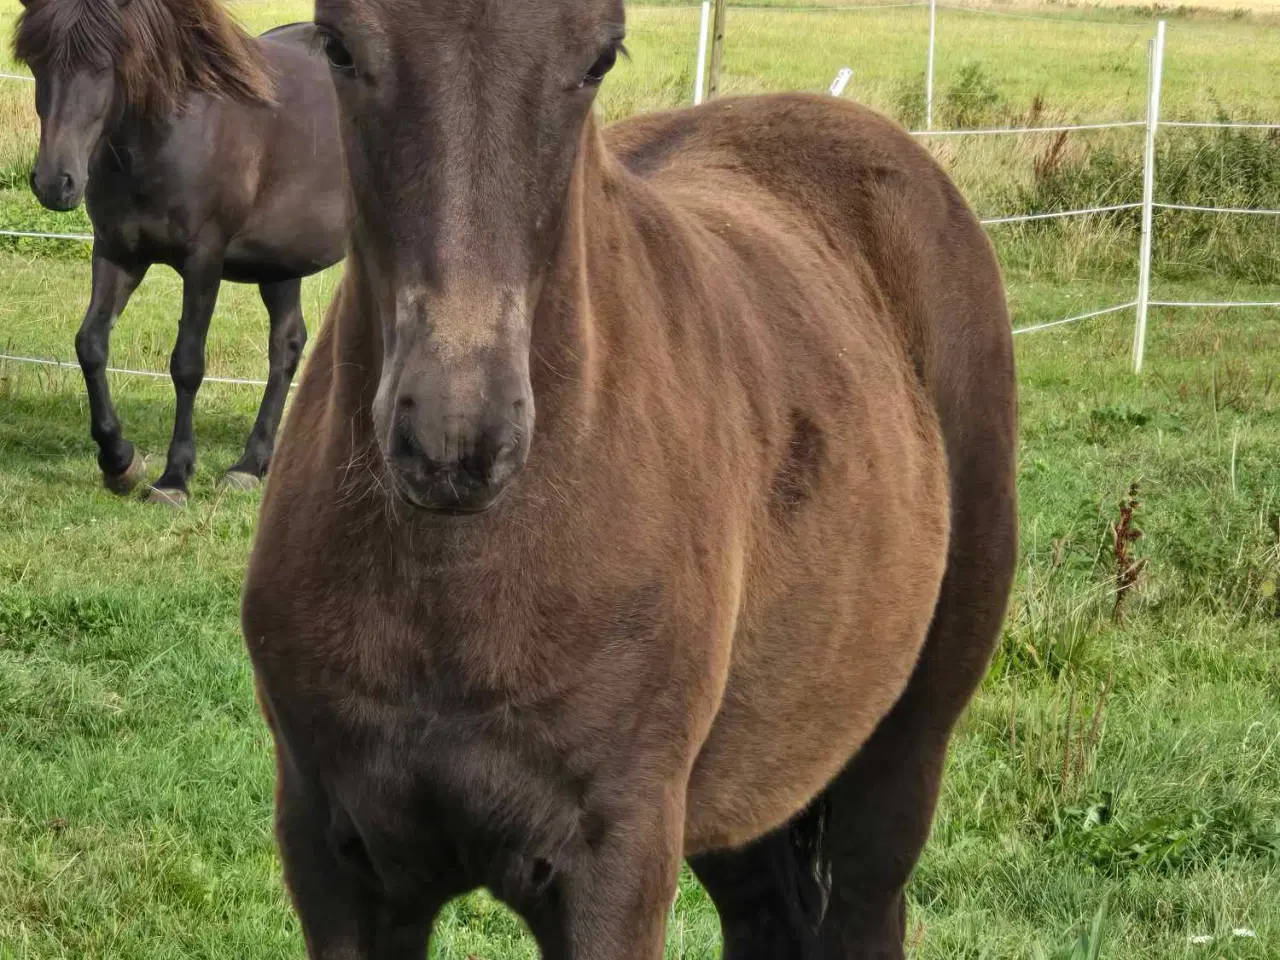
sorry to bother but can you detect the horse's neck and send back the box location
[92,107,172,177]
[526,120,620,433]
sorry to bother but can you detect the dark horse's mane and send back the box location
[13,0,275,116]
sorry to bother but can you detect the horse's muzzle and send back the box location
[384,409,526,514]
[30,169,83,212]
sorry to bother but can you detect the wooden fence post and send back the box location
[707,0,727,99]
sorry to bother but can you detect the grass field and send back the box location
[2,0,1279,958]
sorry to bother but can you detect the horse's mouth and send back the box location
[385,462,510,517]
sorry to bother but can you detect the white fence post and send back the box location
[925,0,937,129]
[829,67,853,97]
[694,1,711,105]
[1133,19,1166,374]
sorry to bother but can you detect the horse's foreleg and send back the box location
[531,788,684,960]
[224,278,308,488]
[275,758,443,960]
[75,251,148,491]
[148,253,223,505]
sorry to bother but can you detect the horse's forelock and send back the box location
[13,0,125,75]
[13,0,276,116]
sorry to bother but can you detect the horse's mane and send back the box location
[13,0,275,117]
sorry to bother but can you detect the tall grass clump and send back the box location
[1012,112,1280,283]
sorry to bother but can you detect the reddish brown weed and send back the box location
[1111,482,1146,623]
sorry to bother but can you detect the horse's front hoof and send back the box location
[220,470,262,492]
[145,486,188,507]
[102,449,147,496]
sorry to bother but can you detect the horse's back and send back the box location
[215,24,345,279]
[609,93,1014,530]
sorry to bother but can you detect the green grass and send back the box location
[5,267,1278,960]
[2,0,1279,957]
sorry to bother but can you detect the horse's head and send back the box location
[14,0,123,209]
[315,0,625,513]
[13,0,276,211]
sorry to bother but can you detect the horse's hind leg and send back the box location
[224,278,307,488]
[688,806,826,959]
[810,704,948,957]
[76,252,149,493]
[148,253,222,505]
[815,494,1017,958]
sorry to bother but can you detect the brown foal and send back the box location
[242,0,1017,956]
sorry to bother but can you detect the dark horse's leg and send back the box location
[148,253,223,505]
[76,251,150,493]
[224,278,308,488]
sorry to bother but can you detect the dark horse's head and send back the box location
[12,0,276,211]
[314,0,624,513]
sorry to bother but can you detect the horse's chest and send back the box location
[247,501,672,711]
[246,517,671,889]
[86,174,197,265]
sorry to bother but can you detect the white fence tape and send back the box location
[1154,203,1280,216]
[980,203,1142,226]
[735,2,929,10]
[1011,301,1137,337]
[0,352,270,387]
[693,1,711,106]
[1161,120,1280,130]
[1149,301,1280,310]
[936,3,1145,24]
[911,119,1145,137]
[1,228,94,242]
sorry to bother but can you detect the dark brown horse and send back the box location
[242,0,1017,955]
[13,0,345,504]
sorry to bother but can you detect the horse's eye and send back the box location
[581,44,621,87]
[320,31,355,73]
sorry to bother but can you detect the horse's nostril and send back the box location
[390,421,421,461]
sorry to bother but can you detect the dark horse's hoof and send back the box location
[102,450,147,496]
[145,486,188,507]
[220,470,262,492]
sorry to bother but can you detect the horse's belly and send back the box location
[683,438,950,853]
[682,616,932,853]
